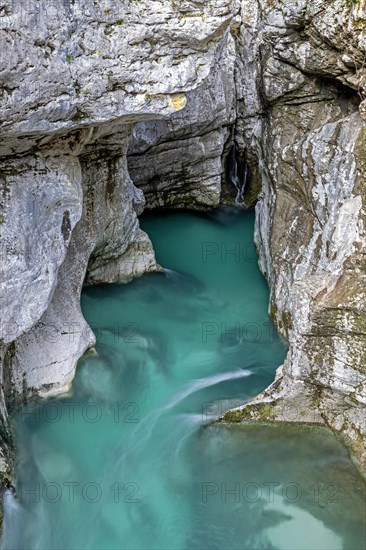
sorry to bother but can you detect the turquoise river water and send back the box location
[2,208,366,550]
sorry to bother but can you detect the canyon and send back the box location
[0,0,366,523]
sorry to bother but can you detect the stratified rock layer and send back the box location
[127,32,238,209]
[0,0,236,386]
[226,0,366,475]
[0,0,237,489]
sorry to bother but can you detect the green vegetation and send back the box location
[230,23,241,39]
[345,0,363,7]
[105,19,124,35]
[221,408,246,422]
[144,93,165,102]
[221,402,275,424]
[270,302,278,323]
[279,310,293,333]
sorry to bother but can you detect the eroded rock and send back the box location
[0,0,236,492]
[230,0,366,475]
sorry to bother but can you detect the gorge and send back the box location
[0,0,366,544]
[2,208,365,549]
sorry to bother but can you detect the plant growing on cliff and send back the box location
[230,23,241,39]
[345,0,364,6]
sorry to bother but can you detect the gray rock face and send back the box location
[0,0,236,149]
[0,153,83,344]
[9,124,160,399]
[0,0,236,384]
[230,0,366,474]
[0,0,237,490]
[128,32,238,209]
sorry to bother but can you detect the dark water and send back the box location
[2,209,365,550]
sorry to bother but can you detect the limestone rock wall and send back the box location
[0,0,237,488]
[0,0,237,387]
[127,31,238,209]
[0,0,236,147]
[230,0,366,474]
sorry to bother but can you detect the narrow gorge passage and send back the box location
[2,209,365,550]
